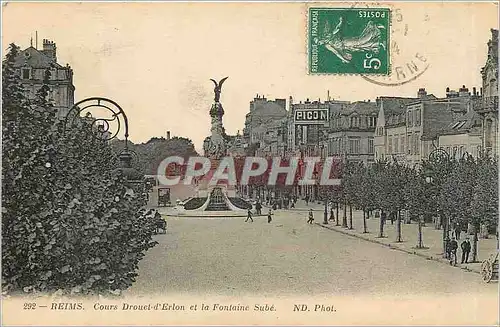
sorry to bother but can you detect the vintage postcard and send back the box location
[1,1,499,326]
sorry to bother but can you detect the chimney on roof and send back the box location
[459,85,469,97]
[41,39,57,62]
[166,131,171,140]
[418,88,427,98]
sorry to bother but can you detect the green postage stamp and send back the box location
[309,7,390,75]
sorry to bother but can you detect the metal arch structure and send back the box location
[428,147,451,164]
[63,97,130,144]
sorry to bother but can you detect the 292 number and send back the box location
[363,53,381,70]
[23,302,36,310]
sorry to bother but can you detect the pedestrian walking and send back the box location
[460,238,471,264]
[307,209,314,224]
[390,212,395,225]
[305,195,310,205]
[290,199,295,208]
[449,237,458,265]
[255,201,262,215]
[329,207,334,221]
[267,209,273,223]
[245,208,253,223]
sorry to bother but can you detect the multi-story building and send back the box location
[474,29,499,157]
[327,100,378,165]
[374,93,427,163]
[242,94,288,155]
[437,110,483,159]
[375,87,482,166]
[14,39,75,118]
[288,98,349,157]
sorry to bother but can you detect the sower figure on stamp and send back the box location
[307,209,314,224]
[245,208,253,223]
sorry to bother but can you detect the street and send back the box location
[126,210,497,297]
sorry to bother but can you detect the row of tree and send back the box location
[2,44,157,295]
[327,153,498,261]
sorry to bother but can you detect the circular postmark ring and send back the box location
[359,3,431,86]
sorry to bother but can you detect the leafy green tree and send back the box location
[2,44,157,295]
[470,155,499,260]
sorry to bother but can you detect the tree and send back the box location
[2,44,157,295]
[470,155,498,261]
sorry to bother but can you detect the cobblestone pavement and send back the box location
[126,210,498,298]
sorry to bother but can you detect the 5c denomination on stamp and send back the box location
[309,7,390,75]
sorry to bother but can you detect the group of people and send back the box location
[245,207,273,223]
[445,237,472,265]
[143,209,167,234]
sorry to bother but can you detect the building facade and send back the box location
[474,29,499,157]
[327,101,378,165]
[15,39,75,118]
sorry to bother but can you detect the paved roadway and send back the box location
[126,210,497,297]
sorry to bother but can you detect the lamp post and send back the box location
[425,147,451,258]
[63,97,143,193]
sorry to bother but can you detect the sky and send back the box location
[2,2,498,152]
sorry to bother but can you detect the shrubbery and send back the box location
[2,44,157,296]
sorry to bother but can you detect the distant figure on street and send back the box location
[267,208,273,223]
[380,211,387,224]
[255,201,262,215]
[460,238,471,264]
[307,209,314,224]
[272,201,277,211]
[449,237,458,265]
[305,195,310,205]
[245,208,253,223]
[290,199,295,208]
[445,237,451,259]
[390,212,395,225]
[329,207,334,221]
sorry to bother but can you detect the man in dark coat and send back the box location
[267,209,273,223]
[255,201,262,215]
[307,209,314,224]
[460,238,471,264]
[245,208,253,222]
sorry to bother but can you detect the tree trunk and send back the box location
[378,210,385,238]
[335,202,340,226]
[348,205,353,229]
[362,209,368,233]
[342,200,348,228]
[396,210,402,242]
[471,225,479,263]
[442,215,448,258]
[417,215,424,248]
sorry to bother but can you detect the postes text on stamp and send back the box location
[309,7,390,75]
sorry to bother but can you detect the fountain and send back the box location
[172,77,252,217]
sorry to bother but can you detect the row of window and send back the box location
[407,108,422,127]
[386,133,421,155]
[328,138,374,155]
[331,116,377,129]
[19,67,66,80]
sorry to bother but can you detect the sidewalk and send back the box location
[262,199,326,212]
[313,209,498,275]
